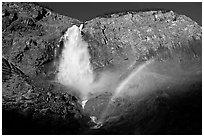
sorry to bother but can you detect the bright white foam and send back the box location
[56,25,95,99]
[56,25,118,100]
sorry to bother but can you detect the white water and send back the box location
[56,25,118,100]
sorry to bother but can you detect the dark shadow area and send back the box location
[3,84,202,135]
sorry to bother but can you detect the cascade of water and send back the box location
[56,25,119,100]
[56,25,95,99]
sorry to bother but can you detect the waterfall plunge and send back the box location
[56,25,118,100]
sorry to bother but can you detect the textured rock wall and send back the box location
[2,2,202,135]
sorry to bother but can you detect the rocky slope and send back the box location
[2,2,202,134]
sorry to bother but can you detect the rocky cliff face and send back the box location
[2,2,202,135]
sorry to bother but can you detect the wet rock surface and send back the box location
[2,2,202,135]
